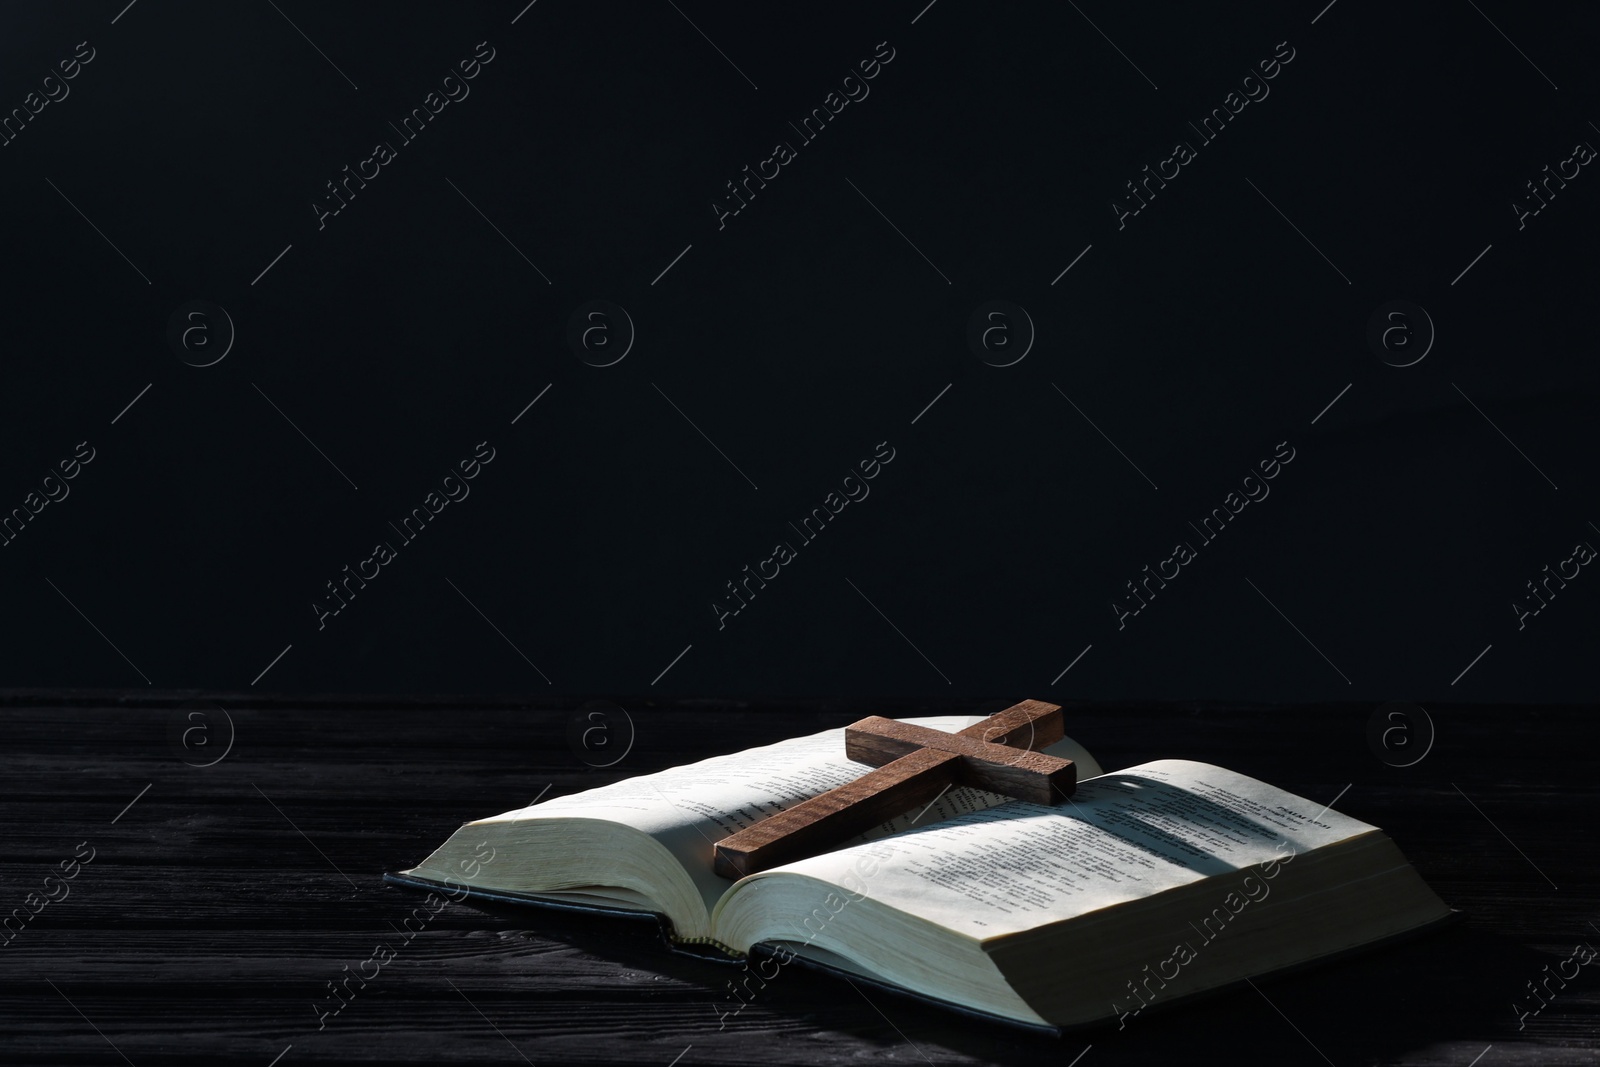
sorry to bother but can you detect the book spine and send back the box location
[670,933,746,958]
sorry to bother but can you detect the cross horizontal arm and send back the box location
[955,698,1065,748]
[845,717,1075,805]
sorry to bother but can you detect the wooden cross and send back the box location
[713,699,1075,878]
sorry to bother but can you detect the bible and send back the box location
[389,714,1452,1032]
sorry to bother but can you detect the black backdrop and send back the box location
[1,0,1595,703]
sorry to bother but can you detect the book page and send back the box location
[759,759,1373,940]
[473,717,1101,918]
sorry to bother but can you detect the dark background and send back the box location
[1,2,1595,700]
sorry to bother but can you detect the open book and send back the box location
[393,716,1452,1031]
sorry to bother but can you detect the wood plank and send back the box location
[0,692,1594,1066]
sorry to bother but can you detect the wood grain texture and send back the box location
[0,691,1595,1066]
[712,747,959,878]
[954,698,1065,747]
[843,715,1075,803]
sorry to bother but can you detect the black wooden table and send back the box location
[2,692,1595,1065]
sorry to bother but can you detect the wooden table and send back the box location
[3,692,1595,1065]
